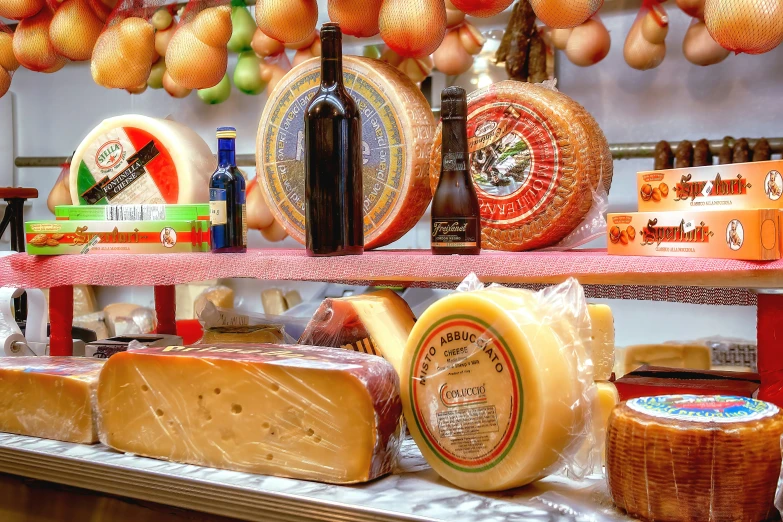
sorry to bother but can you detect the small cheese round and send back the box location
[257,56,435,249]
[429,80,612,251]
[401,288,590,491]
[607,395,783,522]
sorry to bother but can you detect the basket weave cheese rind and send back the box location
[257,56,435,250]
[606,395,783,522]
[429,81,613,251]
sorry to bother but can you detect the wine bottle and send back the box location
[431,86,481,255]
[304,23,364,257]
[209,126,247,253]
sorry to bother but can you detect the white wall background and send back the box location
[3,1,779,345]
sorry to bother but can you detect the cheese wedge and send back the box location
[588,304,615,380]
[97,344,403,484]
[623,343,711,375]
[0,357,104,443]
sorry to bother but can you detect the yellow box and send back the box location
[637,160,783,211]
[607,210,780,260]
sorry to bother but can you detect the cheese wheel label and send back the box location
[408,315,522,472]
[467,100,563,228]
[627,395,780,423]
[75,127,179,205]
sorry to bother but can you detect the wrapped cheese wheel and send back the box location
[429,80,612,251]
[70,115,216,205]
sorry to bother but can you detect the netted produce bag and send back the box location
[165,0,231,89]
[12,5,67,72]
[379,0,447,58]
[0,0,45,20]
[704,0,783,55]
[91,0,160,89]
[0,23,18,98]
[255,0,317,44]
[48,0,112,61]
[530,0,603,29]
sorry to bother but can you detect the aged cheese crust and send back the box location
[257,56,435,249]
[429,81,612,251]
[607,395,783,522]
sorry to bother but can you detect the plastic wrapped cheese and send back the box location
[0,357,104,443]
[608,395,783,522]
[429,80,613,251]
[97,344,403,484]
[401,277,595,491]
[70,115,216,206]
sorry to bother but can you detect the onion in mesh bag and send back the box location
[379,0,447,58]
[166,5,231,89]
[91,16,156,88]
[12,6,67,72]
[704,0,783,55]
[530,0,603,29]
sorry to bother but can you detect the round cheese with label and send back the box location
[607,395,783,522]
[429,80,613,251]
[401,288,590,491]
[70,115,216,206]
[257,56,435,250]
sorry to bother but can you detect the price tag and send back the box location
[701,181,714,197]
[683,220,696,233]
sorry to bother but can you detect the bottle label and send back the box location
[241,204,247,246]
[432,217,478,248]
[209,188,227,226]
[443,152,467,171]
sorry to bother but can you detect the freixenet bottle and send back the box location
[304,22,363,257]
[431,87,481,255]
[209,126,247,253]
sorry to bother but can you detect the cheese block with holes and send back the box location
[97,344,403,484]
[257,56,435,249]
[298,289,416,377]
[0,357,105,443]
[70,115,216,206]
[607,395,783,522]
[429,80,613,251]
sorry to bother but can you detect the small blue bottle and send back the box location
[210,127,247,253]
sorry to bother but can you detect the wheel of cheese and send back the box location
[607,395,783,522]
[257,56,435,250]
[70,115,216,206]
[401,288,591,491]
[429,80,613,251]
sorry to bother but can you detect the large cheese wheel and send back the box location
[607,395,783,522]
[257,56,435,250]
[429,81,613,251]
[401,287,591,491]
[70,116,216,205]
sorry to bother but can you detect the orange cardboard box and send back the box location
[607,210,780,260]
[637,160,783,211]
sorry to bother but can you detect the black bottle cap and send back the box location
[441,86,467,121]
[321,22,342,37]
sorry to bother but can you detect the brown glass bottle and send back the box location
[304,23,364,257]
[431,86,481,255]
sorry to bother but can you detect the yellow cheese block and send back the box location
[587,304,615,380]
[97,344,403,484]
[193,285,234,316]
[299,289,416,377]
[261,289,287,315]
[0,357,104,443]
[623,343,711,375]
[607,395,783,522]
[572,380,619,474]
[401,285,591,491]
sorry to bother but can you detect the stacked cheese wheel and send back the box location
[429,80,612,251]
[607,395,783,522]
[401,281,594,491]
[257,56,435,250]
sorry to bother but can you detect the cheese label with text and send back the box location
[626,395,779,423]
[76,127,179,205]
[408,315,523,472]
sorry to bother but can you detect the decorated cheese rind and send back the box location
[0,357,104,443]
[70,115,216,206]
[257,56,435,249]
[607,395,783,522]
[429,81,612,251]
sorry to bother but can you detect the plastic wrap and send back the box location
[298,289,416,377]
[617,337,757,377]
[0,357,104,443]
[192,284,234,316]
[73,285,98,317]
[607,395,783,522]
[197,299,307,341]
[401,274,597,491]
[103,303,156,337]
[96,343,404,484]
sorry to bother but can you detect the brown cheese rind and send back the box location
[653,141,673,170]
[607,399,783,522]
[429,81,612,251]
